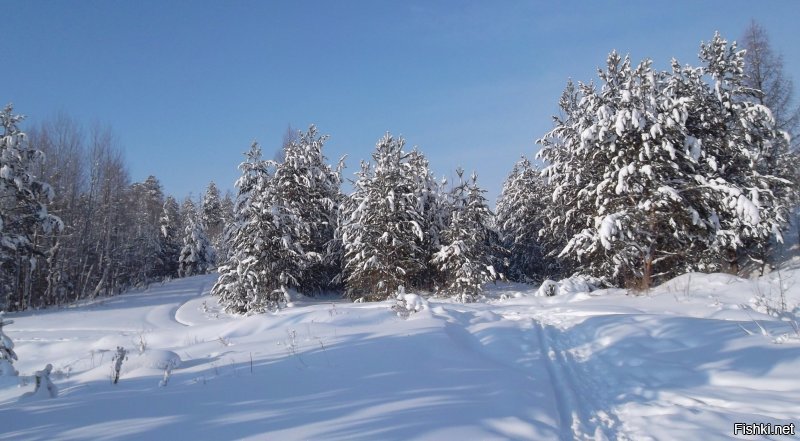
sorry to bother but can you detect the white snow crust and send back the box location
[1,269,799,440]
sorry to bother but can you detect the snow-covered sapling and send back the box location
[0,313,18,376]
[137,332,148,354]
[159,358,178,387]
[392,288,429,319]
[536,280,558,297]
[112,346,128,384]
[284,329,307,368]
[31,364,58,398]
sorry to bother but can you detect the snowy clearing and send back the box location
[1,270,799,440]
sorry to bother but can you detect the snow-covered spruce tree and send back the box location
[0,105,63,311]
[406,149,447,290]
[158,196,182,278]
[270,126,343,294]
[212,143,301,313]
[537,34,796,288]
[178,199,215,277]
[201,182,224,252]
[217,192,235,262]
[220,192,234,225]
[496,157,557,282]
[341,134,430,301]
[0,313,18,376]
[432,170,499,302]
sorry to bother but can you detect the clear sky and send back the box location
[4,0,799,204]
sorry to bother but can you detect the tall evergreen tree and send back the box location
[178,199,215,277]
[407,149,446,290]
[341,134,429,300]
[496,157,555,282]
[0,105,63,310]
[213,143,299,313]
[432,170,499,302]
[217,192,235,261]
[270,125,343,294]
[159,196,182,278]
[201,182,224,252]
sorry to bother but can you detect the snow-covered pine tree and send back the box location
[217,192,235,262]
[201,182,224,252]
[692,33,797,273]
[341,134,428,301]
[159,196,182,278]
[0,105,63,311]
[212,142,301,313]
[496,157,555,282]
[178,199,215,277]
[406,149,446,290]
[270,126,343,294]
[540,52,721,287]
[432,170,498,302]
[0,313,18,376]
[536,34,797,287]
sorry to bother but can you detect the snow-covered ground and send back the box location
[1,268,799,440]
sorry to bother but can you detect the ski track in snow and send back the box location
[532,319,627,441]
[430,304,629,441]
[171,276,213,327]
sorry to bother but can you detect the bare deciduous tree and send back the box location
[741,20,800,148]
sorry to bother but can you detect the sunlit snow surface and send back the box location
[1,267,799,440]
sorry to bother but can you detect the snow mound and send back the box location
[536,275,601,297]
[125,349,181,373]
[0,360,17,376]
[400,293,428,312]
[392,293,430,318]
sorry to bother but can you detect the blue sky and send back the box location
[4,0,799,203]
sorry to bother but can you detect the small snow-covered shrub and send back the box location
[134,349,182,371]
[112,346,128,384]
[392,292,429,319]
[536,275,602,297]
[536,280,559,297]
[20,364,58,399]
[158,354,181,387]
[0,313,18,376]
[560,275,602,295]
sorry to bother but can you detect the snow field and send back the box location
[1,270,799,440]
